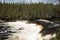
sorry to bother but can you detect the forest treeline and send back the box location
[0,3,60,20]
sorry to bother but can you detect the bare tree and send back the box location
[23,0,25,4]
[59,0,60,4]
[3,0,5,3]
[30,0,32,3]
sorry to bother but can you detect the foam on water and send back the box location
[6,20,56,40]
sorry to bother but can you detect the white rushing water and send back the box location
[7,20,42,40]
[6,20,56,40]
[0,20,57,40]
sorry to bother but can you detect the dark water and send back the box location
[50,18,60,40]
[0,21,16,40]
